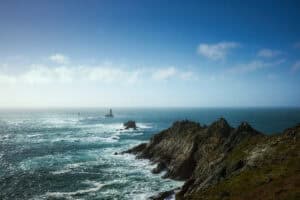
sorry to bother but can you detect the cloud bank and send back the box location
[197,42,239,60]
[228,59,285,74]
[49,53,70,64]
[257,49,282,58]
[0,64,197,85]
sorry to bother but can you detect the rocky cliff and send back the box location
[125,118,300,200]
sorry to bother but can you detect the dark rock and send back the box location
[123,143,147,154]
[236,121,261,135]
[176,179,195,198]
[125,118,300,199]
[238,121,253,131]
[149,190,174,200]
[124,120,137,129]
[152,162,167,174]
[208,117,232,137]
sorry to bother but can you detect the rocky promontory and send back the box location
[124,118,300,200]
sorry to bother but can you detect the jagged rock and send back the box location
[123,120,137,129]
[125,118,300,200]
[236,121,260,134]
[149,190,174,200]
[152,162,167,174]
[123,143,147,154]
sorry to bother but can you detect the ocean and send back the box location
[0,108,300,200]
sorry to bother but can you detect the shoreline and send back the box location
[124,118,300,199]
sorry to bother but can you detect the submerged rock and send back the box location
[123,120,137,129]
[151,162,167,174]
[149,190,175,200]
[126,118,300,200]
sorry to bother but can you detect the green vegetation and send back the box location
[187,133,300,200]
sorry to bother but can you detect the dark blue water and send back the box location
[0,108,299,200]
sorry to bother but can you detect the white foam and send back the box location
[51,169,72,175]
[132,193,150,200]
[45,180,104,198]
[79,123,123,130]
[42,118,79,126]
[65,162,92,170]
[27,133,43,138]
[0,134,10,140]
[137,123,153,129]
[51,163,83,175]
[126,132,144,136]
[75,136,119,143]
[46,135,120,144]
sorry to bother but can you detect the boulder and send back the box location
[123,120,137,129]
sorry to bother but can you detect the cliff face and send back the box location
[125,118,300,200]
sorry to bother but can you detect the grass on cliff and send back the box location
[224,135,265,165]
[186,136,300,200]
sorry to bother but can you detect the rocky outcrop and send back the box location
[149,190,175,200]
[125,118,300,200]
[123,120,137,129]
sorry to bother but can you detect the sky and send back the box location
[0,0,300,108]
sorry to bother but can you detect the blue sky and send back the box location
[0,0,300,107]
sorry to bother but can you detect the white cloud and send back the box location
[179,71,196,80]
[152,67,177,80]
[49,53,70,64]
[228,59,285,74]
[151,67,198,81]
[291,61,300,72]
[0,65,74,84]
[257,49,282,58]
[0,64,198,86]
[197,42,239,60]
[0,74,16,84]
[0,65,142,85]
[82,67,141,83]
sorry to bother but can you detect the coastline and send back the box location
[124,118,300,199]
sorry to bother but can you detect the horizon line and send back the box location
[1,106,300,110]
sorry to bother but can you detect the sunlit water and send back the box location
[0,108,300,200]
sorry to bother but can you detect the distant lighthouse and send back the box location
[105,109,114,118]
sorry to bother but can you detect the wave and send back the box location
[27,133,43,138]
[45,180,104,198]
[131,193,151,200]
[30,134,120,144]
[0,134,10,140]
[51,169,72,175]
[137,123,153,129]
[42,118,78,125]
[53,135,120,143]
[51,162,88,175]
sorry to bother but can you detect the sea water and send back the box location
[0,108,300,200]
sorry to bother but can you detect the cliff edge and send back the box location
[125,118,300,200]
